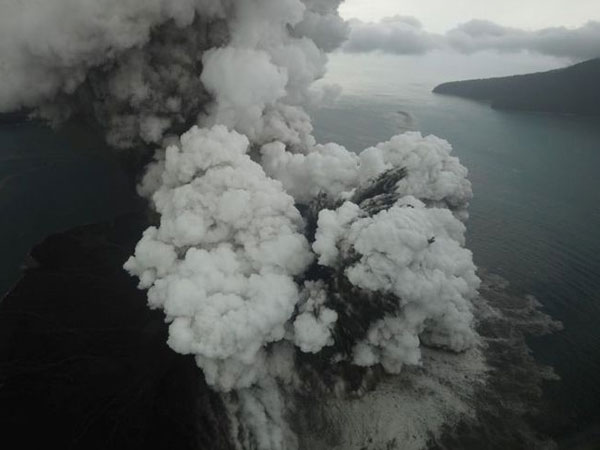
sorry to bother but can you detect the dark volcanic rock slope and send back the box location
[433,58,600,115]
[0,213,233,450]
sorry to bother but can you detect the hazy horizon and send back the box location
[340,0,600,32]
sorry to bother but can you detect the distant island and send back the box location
[433,58,600,116]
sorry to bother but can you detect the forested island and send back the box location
[433,58,600,115]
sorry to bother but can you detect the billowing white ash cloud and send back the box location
[0,1,480,449]
[0,0,345,149]
[125,125,479,447]
[126,125,315,391]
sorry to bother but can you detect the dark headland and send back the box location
[433,58,600,115]
[0,213,234,450]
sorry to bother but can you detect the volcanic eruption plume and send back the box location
[0,1,526,449]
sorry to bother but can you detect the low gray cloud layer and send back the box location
[344,16,441,55]
[343,16,600,60]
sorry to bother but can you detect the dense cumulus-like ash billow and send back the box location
[0,1,557,449]
[123,124,479,448]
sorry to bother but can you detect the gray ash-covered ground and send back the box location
[291,272,563,450]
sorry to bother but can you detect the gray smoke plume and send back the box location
[0,1,512,449]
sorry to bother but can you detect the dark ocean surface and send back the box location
[0,122,137,294]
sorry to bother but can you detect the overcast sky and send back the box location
[336,1,600,62]
[339,0,600,32]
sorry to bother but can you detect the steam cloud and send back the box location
[0,1,482,449]
[344,16,600,60]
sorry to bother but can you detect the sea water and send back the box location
[312,53,600,438]
[0,122,136,294]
